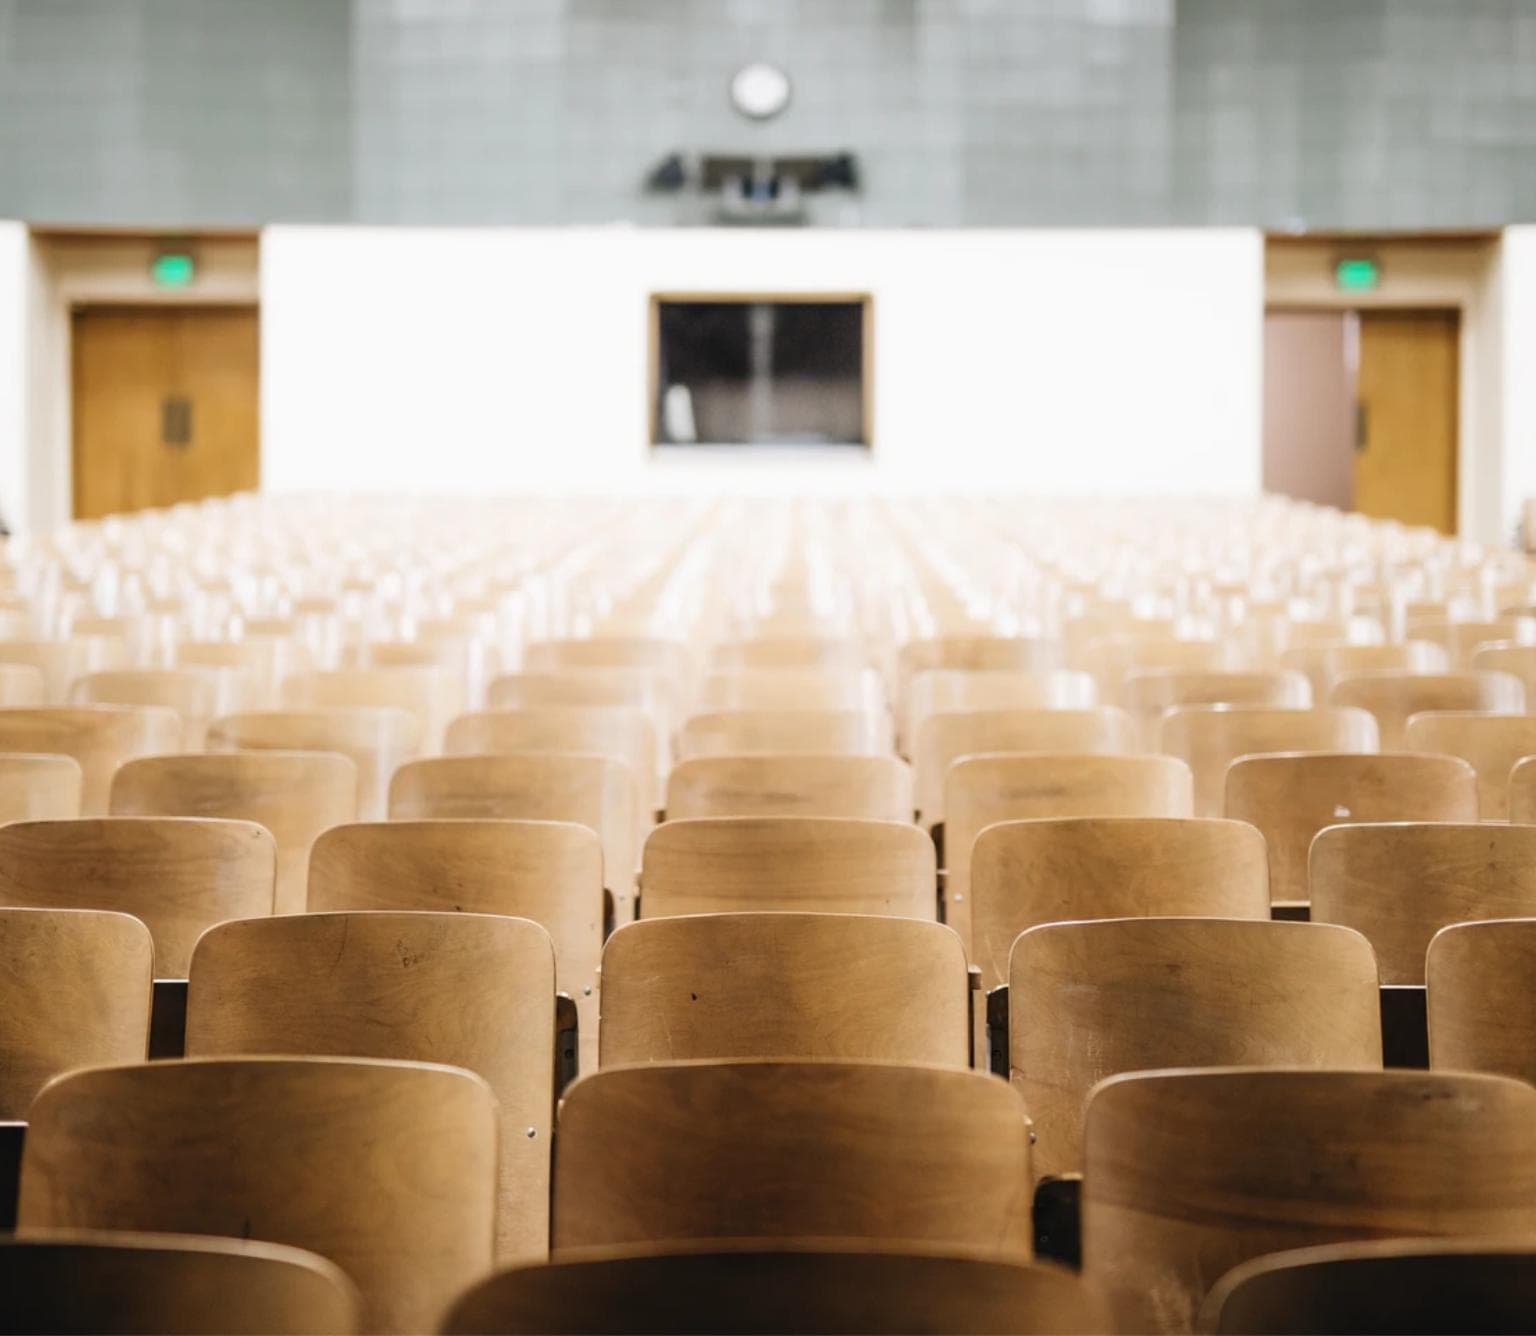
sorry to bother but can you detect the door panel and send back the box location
[1263,311,1354,511]
[1354,309,1458,534]
[72,306,259,520]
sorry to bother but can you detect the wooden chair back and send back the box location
[1403,711,1536,819]
[0,663,46,707]
[641,817,936,921]
[678,710,888,760]
[0,753,82,821]
[206,708,421,821]
[0,906,153,1118]
[1406,616,1536,668]
[1157,705,1379,818]
[1078,635,1240,700]
[552,1060,1033,1256]
[111,751,357,916]
[971,816,1268,989]
[599,913,968,1068]
[0,706,182,815]
[1470,640,1536,705]
[1428,918,1536,1084]
[1082,1068,1536,1333]
[18,1056,497,1335]
[713,635,869,669]
[1279,640,1447,700]
[523,636,691,684]
[1121,669,1311,746]
[0,1232,361,1336]
[1328,670,1524,748]
[897,636,1060,686]
[902,669,1097,752]
[176,637,309,705]
[0,637,126,702]
[698,668,882,715]
[487,670,674,735]
[69,669,238,748]
[1227,753,1480,906]
[186,912,555,1263]
[1010,918,1381,1179]
[666,754,912,822]
[282,668,463,756]
[0,817,275,976]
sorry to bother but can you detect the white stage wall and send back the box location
[0,223,28,531]
[1504,226,1536,542]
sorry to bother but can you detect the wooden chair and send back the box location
[0,907,153,1118]
[487,670,675,742]
[0,818,276,976]
[186,912,555,1263]
[897,636,1061,686]
[902,669,1097,753]
[111,752,358,916]
[678,710,888,760]
[552,1061,1033,1255]
[1010,918,1381,1179]
[712,635,869,670]
[698,668,883,715]
[0,1231,361,1336]
[282,668,463,756]
[0,663,47,707]
[641,818,937,921]
[206,708,422,821]
[1078,635,1241,700]
[1226,753,1479,906]
[1081,1068,1536,1333]
[1513,756,1536,824]
[443,1244,1109,1336]
[0,707,182,815]
[0,638,127,703]
[0,753,82,821]
[1157,705,1379,818]
[69,669,237,748]
[1120,669,1311,747]
[665,754,912,822]
[1201,1238,1536,1335]
[1406,616,1536,668]
[1470,640,1536,706]
[1427,918,1536,1084]
[599,914,968,1068]
[913,707,1138,826]
[1279,640,1447,701]
[522,637,692,685]
[945,753,1193,954]
[176,638,309,707]
[1402,711,1536,819]
[17,1056,497,1335]
[1328,670,1524,748]
[970,817,1269,989]
[1312,824,1536,984]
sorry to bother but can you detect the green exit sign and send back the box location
[1334,256,1380,292]
[151,252,195,288]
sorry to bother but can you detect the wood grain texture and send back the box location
[1010,918,1381,1179]
[1228,753,1480,907]
[1157,705,1379,818]
[0,753,82,821]
[641,817,937,920]
[970,817,1268,989]
[913,707,1137,823]
[0,817,275,976]
[1328,670,1524,749]
[902,669,1096,755]
[1082,1068,1536,1334]
[282,669,464,757]
[0,1230,361,1336]
[17,1056,497,1335]
[1403,710,1536,819]
[186,911,555,1263]
[110,751,357,915]
[678,709,889,759]
[552,1060,1033,1256]
[206,708,422,821]
[1428,919,1536,1083]
[1201,1238,1536,1335]
[666,753,912,821]
[445,1244,1109,1336]
[946,753,1193,955]
[599,913,968,1067]
[1121,670,1312,746]
[0,706,181,814]
[1279,640,1448,700]
[0,906,153,1118]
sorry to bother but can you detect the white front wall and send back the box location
[0,223,27,532]
[1504,226,1536,542]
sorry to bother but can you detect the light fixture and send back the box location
[729,62,791,121]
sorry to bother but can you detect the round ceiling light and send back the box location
[729,62,791,120]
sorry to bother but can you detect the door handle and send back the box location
[1354,401,1369,453]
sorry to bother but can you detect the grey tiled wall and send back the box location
[2,0,1535,228]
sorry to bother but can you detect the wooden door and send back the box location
[1354,309,1459,534]
[72,306,259,520]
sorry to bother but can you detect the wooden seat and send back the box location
[206,708,422,821]
[1229,751,1481,904]
[0,818,276,976]
[666,754,912,822]
[444,1244,1109,1336]
[0,753,82,821]
[1279,640,1447,701]
[186,912,555,1263]
[1328,670,1524,748]
[1010,918,1381,1179]
[282,668,463,756]
[1402,711,1536,819]
[1201,1237,1536,1335]
[69,669,238,748]
[1428,918,1536,1083]
[1120,669,1311,746]
[552,1060,1032,1255]
[0,706,182,815]
[970,817,1268,988]
[598,913,968,1068]
[110,752,358,915]
[913,707,1137,826]
[17,1056,497,1335]
[1082,1068,1536,1333]
[0,907,153,1118]
[641,817,936,920]
[1312,823,1536,984]
[678,710,888,759]
[1157,705,1379,817]
[902,669,1097,753]
[945,753,1193,953]
[0,1231,361,1336]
